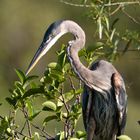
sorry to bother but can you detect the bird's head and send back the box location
[26,20,67,75]
[25,20,85,75]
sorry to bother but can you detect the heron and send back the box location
[26,20,127,140]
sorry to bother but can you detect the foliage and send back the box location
[61,0,140,61]
[1,45,85,140]
[0,0,140,139]
[117,135,132,140]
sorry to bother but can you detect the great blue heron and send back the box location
[26,20,127,140]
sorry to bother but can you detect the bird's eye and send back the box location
[51,33,55,38]
[44,34,55,44]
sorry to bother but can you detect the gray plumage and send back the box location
[82,60,127,140]
[26,20,127,140]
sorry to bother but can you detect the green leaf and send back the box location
[56,112,62,121]
[42,101,56,111]
[63,63,70,72]
[34,132,40,140]
[6,128,12,136]
[62,112,68,118]
[57,91,74,107]
[26,75,38,81]
[59,131,64,140]
[48,62,61,70]
[110,28,116,41]
[22,87,44,99]
[23,137,28,140]
[76,131,86,138]
[71,103,82,117]
[57,99,63,107]
[29,110,41,121]
[86,42,104,53]
[48,62,57,68]
[15,69,26,84]
[40,75,52,84]
[104,16,109,31]
[57,47,67,68]
[43,115,58,123]
[70,138,79,140]
[26,100,34,117]
[98,17,103,39]
[0,117,9,132]
[23,75,38,88]
[75,88,83,95]
[14,81,24,95]
[55,131,65,140]
[5,97,17,107]
[49,72,65,83]
[64,91,74,102]
[78,48,86,57]
[117,135,132,140]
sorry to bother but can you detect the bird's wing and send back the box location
[112,73,127,135]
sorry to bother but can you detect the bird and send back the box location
[26,20,127,140]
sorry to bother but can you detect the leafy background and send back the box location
[0,0,140,139]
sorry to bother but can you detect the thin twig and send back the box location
[15,130,30,139]
[31,123,53,139]
[58,85,72,139]
[20,121,26,134]
[14,131,20,139]
[64,119,71,139]
[68,76,76,91]
[60,0,91,8]
[64,119,67,139]
[120,49,140,52]
[104,1,140,6]
[122,39,132,55]
[121,8,140,25]
[60,0,140,8]
[22,107,32,138]
[110,5,122,16]
[59,85,70,114]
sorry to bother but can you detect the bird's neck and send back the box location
[67,44,112,93]
[67,45,87,80]
[65,21,111,92]
[67,44,94,87]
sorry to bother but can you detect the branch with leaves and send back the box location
[60,0,140,8]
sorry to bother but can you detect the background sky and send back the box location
[0,0,140,139]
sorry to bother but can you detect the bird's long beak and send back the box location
[26,42,46,75]
[26,31,65,75]
[26,36,56,75]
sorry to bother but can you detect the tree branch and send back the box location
[16,130,30,139]
[20,121,26,134]
[121,8,140,25]
[31,123,54,139]
[59,85,70,114]
[22,106,32,138]
[68,75,76,91]
[60,0,140,8]
[110,5,122,16]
